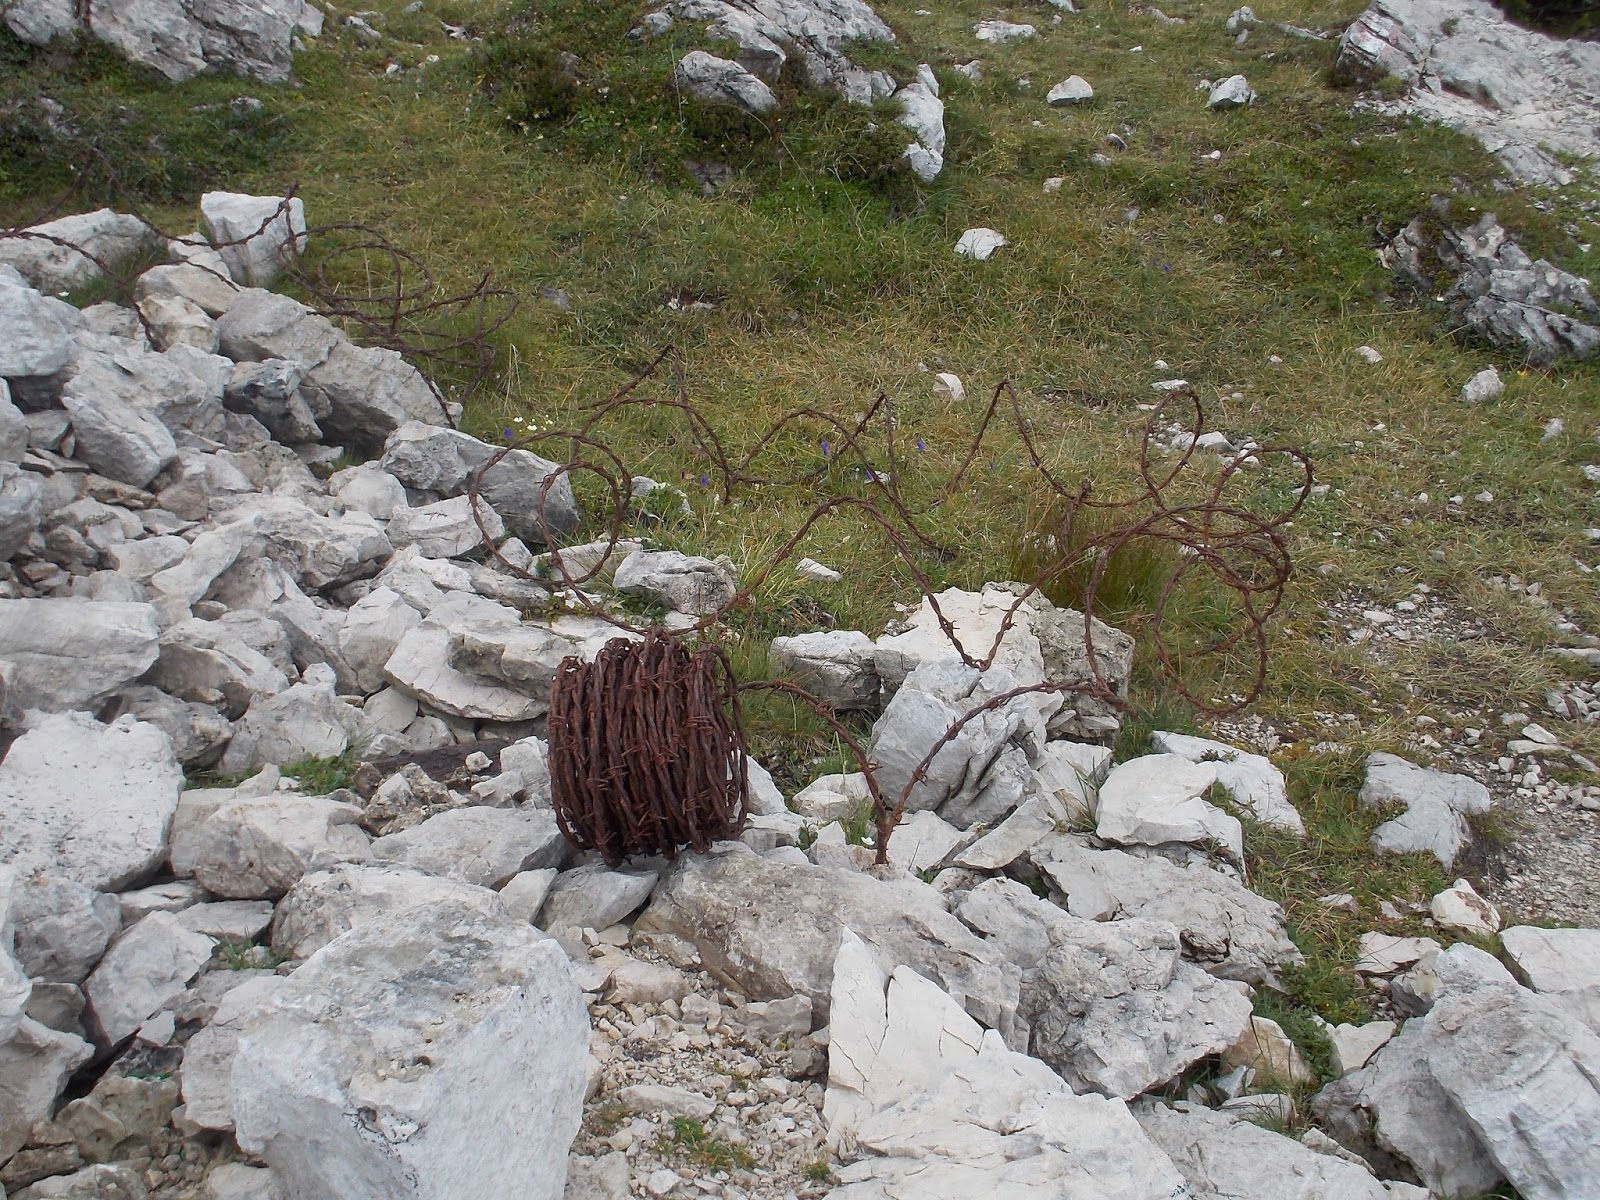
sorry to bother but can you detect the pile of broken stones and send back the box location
[2,196,1599,1200]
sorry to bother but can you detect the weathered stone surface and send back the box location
[867,660,1044,828]
[1338,0,1600,186]
[613,549,737,615]
[1151,730,1304,834]
[769,630,880,711]
[1208,73,1256,108]
[11,1163,148,1198]
[150,616,290,720]
[379,421,579,545]
[271,863,506,960]
[1330,1020,1396,1076]
[952,796,1056,871]
[217,680,362,774]
[249,496,392,590]
[1361,751,1490,868]
[1047,74,1094,105]
[448,621,576,695]
[202,192,306,287]
[387,494,504,558]
[54,1070,180,1165]
[955,879,1251,1098]
[1387,201,1600,363]
[136,260,240,320]
[1220,1014,1317,1088]
[882,810,969,875]
[0,274,81,378]
[0,712,182,892]
[1134,1099,1390,1199]
[0,599,159,712]
[0,210,157,295]
[823,929,1190,1200]
[230,899,587,1200]
[183,796,370,899]
[9,875,120,986]
[214,289,342,366]
[61,390,179,488]
[1500,924,1600,1033]
[537,864,659,933]
[223,358,320,443]
[83,911,214,1045]
[369,806,566,888]
[673,51,778,113]
[301,342,444,454]
[174,973,286,1133]
[636,846,1020,1038]
[1431,877,1499,936]
[338,586,423,693]
[1095,753,1242,862]
[896,64,945,182]
[1030,838,1300,986]
[383,626,548,722]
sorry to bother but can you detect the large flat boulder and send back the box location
[230,898,587,1199]
[634,845,1021,1039]
[0,600,159,712]
[0,712,183,892]
[270,863,507,959]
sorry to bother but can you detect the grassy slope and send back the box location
[4,0,1598,1078]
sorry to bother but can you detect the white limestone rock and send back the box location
[537,864,659,934]
[383,626,549,722]
[386,495,504,559]
[635,846,1020,1038]
[183,796,370,900]
[1150,730,1305,834]
[613,549,737,616]
[769,630,880,712]
[954,227,1008,260]
[1499,924,1600,1033]
[0,712,182,892]
[1095,753,1243,862]
[1330,1020,1396,1075]
[1361,752,1489,869]
[217,680,362,775]
[1047,74,1094,105]
[0,209,157,295]
[1208,73,1256,108]
[229,898,588,1200]
[201,193,307,287]
[883,810,969,875]
[0,598,159,712]
[953,796,1058,870]
[8,875,121,986]
[338,586,423,693]
[673,51,778,113]
[822,929,1191,1200]
[895,64,945,182]
[973,19,1036,41]
[1030,837,1301,986]
[83,911,214,1045]
[1134,1099,1391,1199]
[1430,877,1500,936]
[369,806,566,889]
[270,862,507,960]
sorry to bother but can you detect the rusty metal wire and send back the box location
[480,352,1312,864]
[548,632,749,866]
[0,185,515,419]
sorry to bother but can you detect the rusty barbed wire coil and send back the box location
[547,632,750,867]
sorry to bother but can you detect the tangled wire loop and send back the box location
[547,632,750,867]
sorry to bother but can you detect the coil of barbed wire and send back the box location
[547,632,750,867]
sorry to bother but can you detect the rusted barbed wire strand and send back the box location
[479,352,1311,864]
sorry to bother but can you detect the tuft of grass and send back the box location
[656,1116,757,1172]
[281,753,359,794]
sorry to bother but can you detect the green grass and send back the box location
[656,1116,757,1172]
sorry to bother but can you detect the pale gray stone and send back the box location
[61,391,178,488]
[223,358,321,443]
[230,899,587,1200]
[11,1163,148,1198]
[974,19,1036,41]
[217,680,362,775]
[1208,73,1256,108]
[1047,75,1094,105]
[201,192,306,287]
[271,862,506,959]
[1500,924,1600,1033]
[54,1070,179,1163]
[329,463,407,520]
[613,549,737,615]
[383,625,548,722]
[1134,1099,1390,1199]
[883,810,969,875]
[203,1164,281,1200]
[0,712,182,892]
[379,421,579,545]
[635,846,1020,1037]
[301,341,443,454]
[1095,753,1242,861]
[338,586,423,693]
[769,630,880,711]
[135,261,240,320]
[83,911,214,1045]
[499,869,559,925]
[248,496,392,590]
[822,929,1190,1200]
[149,615,290,720]
[1150,730,1305,834]
[673,51,777,113]
[9,875,120,986]
[538,865,658,933]
[0,210,156,296]
[1362,752,1489,868]
[0,461,45,559]
[1030,838,1301,986]
[387,494,504,558]
[952,796,1057,870]
[369,806,565,888]
[185,796,370,900]
[137,292,217,352]
[214,289,342,366]
[1331,1020,1396,1075]
[0,275,80,377]
[896,64,945,181]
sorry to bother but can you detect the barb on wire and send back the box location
[480,352,1312,865]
